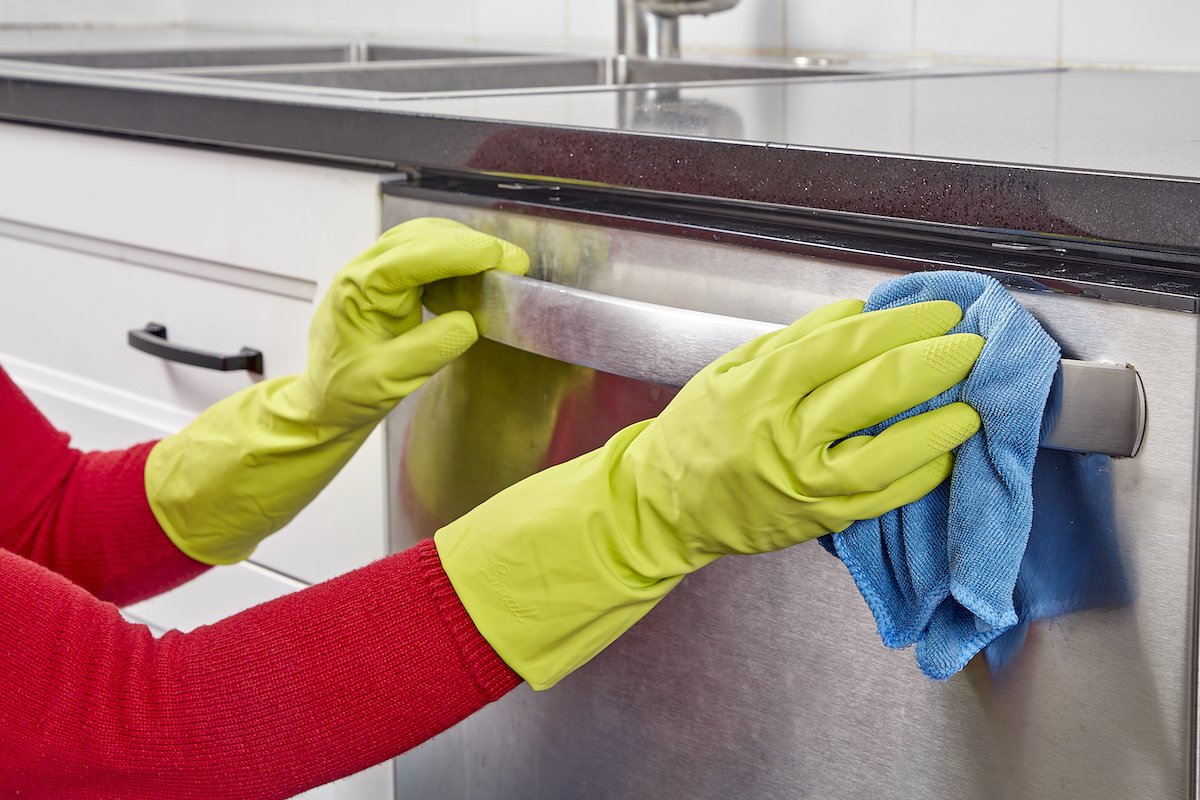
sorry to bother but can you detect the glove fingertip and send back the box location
[708,297,868,376]
[380,217,463,240]
[949,400,982,433]
[892,453,953,504]
[422,309,480,362]
[924,405,981,457]
[495,239,531,276]
[927,451,954,483]
[900,299,964,341]
[921,332,985,378]
[841,298,868,315]
[439,321,480,361]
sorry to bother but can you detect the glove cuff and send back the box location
[434,421,691,690]
[145,376,375,565]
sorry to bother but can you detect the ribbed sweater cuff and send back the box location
[416,538,523,699]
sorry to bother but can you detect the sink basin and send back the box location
[0,44,883,102]
[182,55,860,94]
[0,43,522,70]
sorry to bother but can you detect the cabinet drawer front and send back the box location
[0,235,312,418]
[0,121,383,283]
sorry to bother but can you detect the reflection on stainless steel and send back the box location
[1039,360,1146,457]
[386,196,1194,799]
[0,43,521,70]
[618,0,671,60]
[618,0,741,59]
[426,270,1145,458]
[181,55,842,93]
[986,447,1132,672]
[192,56,615,93]
[640,0,741,15]
[617,87,745,137]
[425,270,775,387]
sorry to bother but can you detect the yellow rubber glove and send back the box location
[435,298,983,690]
[146,218,529,565]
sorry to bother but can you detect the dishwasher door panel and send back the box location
[384,198,1198,799]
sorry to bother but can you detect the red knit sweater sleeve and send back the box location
[0,539,523,799]
[0,366,524,796]
[0,366,208,605]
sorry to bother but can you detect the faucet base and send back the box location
[617,0,682,58]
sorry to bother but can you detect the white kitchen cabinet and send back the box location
[0,122,396,798]
[0,235,308,414]
[0,121,382,283]
[0,236,390,585]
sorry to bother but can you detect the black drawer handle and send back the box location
[128,323,264,373]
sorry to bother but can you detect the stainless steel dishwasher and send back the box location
[382,171,1195,800]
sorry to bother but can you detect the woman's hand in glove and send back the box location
[619,297,982,565]
[436,298,983,689]
[147,218,528,565]
[293,217,529,427]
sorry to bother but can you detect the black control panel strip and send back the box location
[386,167,1200,313]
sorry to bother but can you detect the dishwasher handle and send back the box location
[426,271,1146,458]
[128,322,264,373]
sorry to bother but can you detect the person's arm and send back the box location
[0,218,528,606]
[0,539,520,800]
[0,219,530,796]
[0,366,208,606]
[1,296,978,798]
[0,378,518,796]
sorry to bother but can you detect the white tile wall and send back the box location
[476,0,567,43]
[317,0,390,34]
[566,0,617,49]
[239,0,317,30]
[379,0,475,40]
[0,0,182,26]
[177,0,244,27]
[915,0,1061,63]
[1062,0,1200,69]
[787,0,914,57]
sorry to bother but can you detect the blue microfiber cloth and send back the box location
[818,270,1061,680]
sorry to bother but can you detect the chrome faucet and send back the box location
[617,0,741,58]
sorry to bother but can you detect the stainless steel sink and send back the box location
[181,55,861,94]
[0,43,523,70]
[0,44,887,105]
